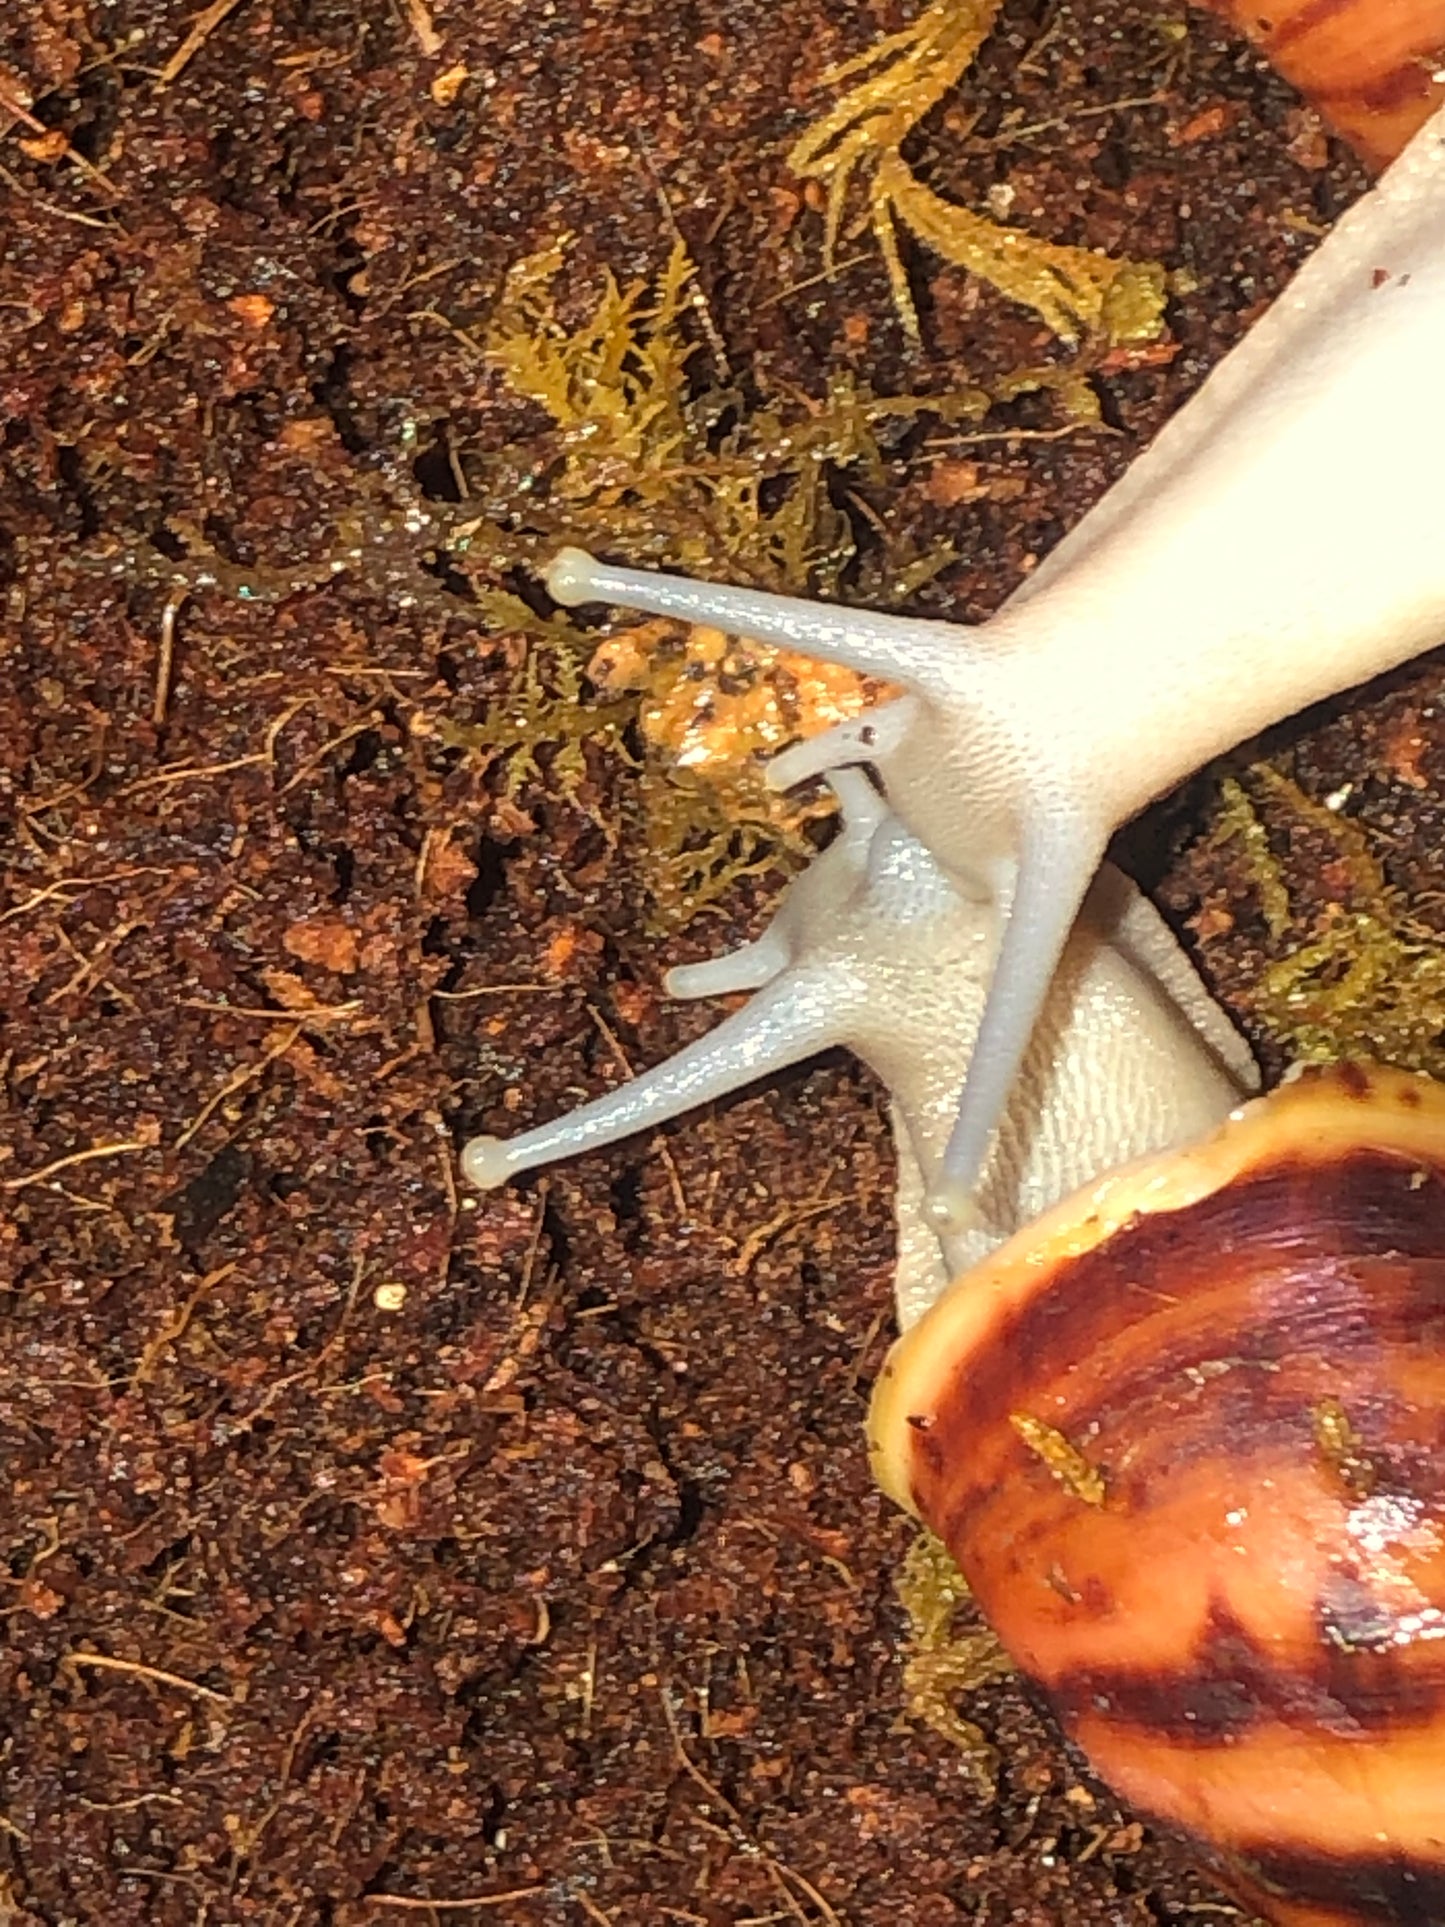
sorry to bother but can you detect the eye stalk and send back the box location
[542,105,1445,1215]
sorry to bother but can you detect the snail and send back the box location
[459,81,1445,1927]
[543,95,1445,1227]
[871,1062,1445,1927]
[463,768,1258,1327]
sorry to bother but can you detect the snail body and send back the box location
[463,770,1255,1327]
[871,1064,1445,1927]
[463,63,1445,1927]
[547,97,1445,1224]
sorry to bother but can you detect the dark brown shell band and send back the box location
[870,1067,1445,1923]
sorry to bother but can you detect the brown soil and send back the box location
[3,3,1443,1924]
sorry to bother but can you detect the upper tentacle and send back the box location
[547,547,999,704]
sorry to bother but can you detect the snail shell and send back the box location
[870,1063,1445,1927]
[1208,0,1445,167]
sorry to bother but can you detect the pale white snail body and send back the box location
[543,101,1445,1223]
[463,771,1255,1326]
[460,100,1445,1927]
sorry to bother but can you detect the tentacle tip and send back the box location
[546,546,603,608]
[459,1135,515,1191]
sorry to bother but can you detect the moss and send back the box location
[895,1530,1012,1795]
[1208,768,1445,1073]
[1208,775,1295,941]
[1009,1413,1106,1507]
[1312,1397,1377,1504]
[445,236,1114,924]
[787,0,1168,346]
[417,596,632,812]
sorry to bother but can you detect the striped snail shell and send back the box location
[1210,0,1445,167]
[870,1063,1445,1927]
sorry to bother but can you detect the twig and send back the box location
[2,1139,149,1192]
[0,867,169,928]
[132,1261,237,1385]
[990,87,1171,148]
[403,0,445,57]
[44,914,144,1005]
[229,1253,369,1436]
[364,1891,544,1912]
[586,1004,690,1219]
[264,694,319,762]
[431,1105,459,1291]
[153,589,187,726]
[277,713,381,796]
[756,252,873,311]
[921,421,1113,451]
[637,138,730,382]
[0,162,114,228]
[63,1651,233,1705]
[174,1022,302,1150]
[406,306,486,360]
[79,1792,185,1811]
[656,1688,840,1925]
[0,80,121,199]
[158,0,249,87]
[180,998,362,1023]
[433,982,567,999]
[729,1194,846,1279]
[116,752,269,799]
[481,1188,554,1396]
[572,1893,616,1926]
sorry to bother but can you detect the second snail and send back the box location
[461,22,1445,1927]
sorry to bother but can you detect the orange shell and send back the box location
[871,1065,1445,1927]
[1207,0,1445,168]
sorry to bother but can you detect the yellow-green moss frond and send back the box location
[895,1530,1011,1795]
[787,0,1167,347]
[1210,769,1445,1075]
[788,0,1003,267]
[876,150,1167,346]
[487,234,695,483]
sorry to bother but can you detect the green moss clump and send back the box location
[1209,768,1445,1073]
[1009,1412,1106,1507]
[480,235,983,593]
[894,1530,1011,1795]
[416,595,632,812]
[787,0,1168,346]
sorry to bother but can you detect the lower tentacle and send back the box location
[459,968,843,1191]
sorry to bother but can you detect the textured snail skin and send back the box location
[870,1064,1445,1927]
[462,770,1254,1327]
[547,100,1445,1226]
